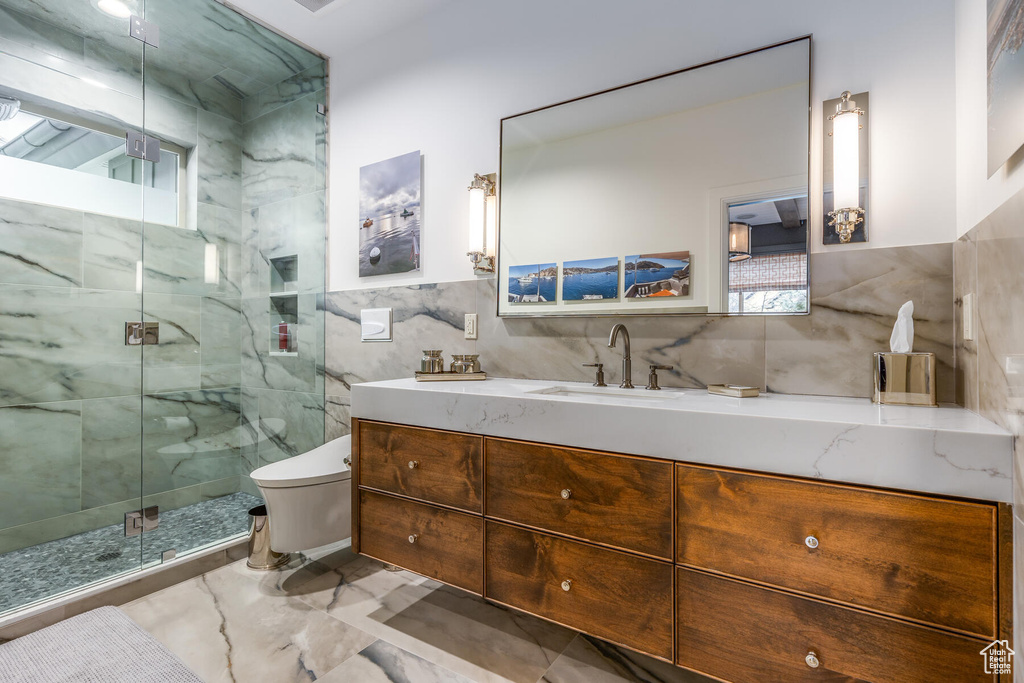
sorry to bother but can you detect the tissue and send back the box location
[889,300,914,353]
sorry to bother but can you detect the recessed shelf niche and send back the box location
[269,255,298,356]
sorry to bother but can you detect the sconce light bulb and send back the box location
[832,110,860,211]
[468,186,485,254]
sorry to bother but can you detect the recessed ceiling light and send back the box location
[97,0,132,18]
[736,213,756,220]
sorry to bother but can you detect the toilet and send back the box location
[249,435,352,553]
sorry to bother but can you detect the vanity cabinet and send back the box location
[352,419,1012,682]
[485,438,673,558]
[676,464,999,638]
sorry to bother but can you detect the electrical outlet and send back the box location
[963,292,974,341]
[464,313,478,340]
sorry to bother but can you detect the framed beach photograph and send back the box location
[624,251,690,298]
[562,257,619,301]
[358,150,422,276]
[508,263,556,303]
[988,0,1024,176]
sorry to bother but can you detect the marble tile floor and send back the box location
[122,543,714,683]
[0,492,260,616]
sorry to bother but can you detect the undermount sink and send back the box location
[526,385,686,401]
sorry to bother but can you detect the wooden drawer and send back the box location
[676,464,998,637]
[485,521,673,661]
[358,490,482,594]
[485,439,673,558]
[677,568,995,683]
[358,421,483,512]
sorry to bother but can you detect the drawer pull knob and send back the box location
[408,534,418,544]
[560,488,572,500]
[805,651,819,669]
[805,535,819,549]
[561,579,572,592]
[408,460,419,469]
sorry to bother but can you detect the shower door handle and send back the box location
[125,322,160,345]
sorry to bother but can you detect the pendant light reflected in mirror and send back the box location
[728,221,752,262]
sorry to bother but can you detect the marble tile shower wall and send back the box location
[323,242,954,439]
[0,3,326,553]
[953,186,1024,664]
[237,65,328,497]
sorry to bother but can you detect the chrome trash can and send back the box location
[246,505,290,570]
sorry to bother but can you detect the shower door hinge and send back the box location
[126,130,161,162]
[316,103,327,116]
[125,506,159,537]
[129,15,160,48]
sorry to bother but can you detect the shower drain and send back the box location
[95,550,122,562]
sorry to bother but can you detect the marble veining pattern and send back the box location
[0,0,328,619]
[123,546,717,683]
[0,198,83,287]
[242,95,319,210]
[123,557,376,683]
[352,378,1012,502]
[0,402,82,529]
[323,282,478,413]
[0,286,141,406]
[324,242,954,423]
[954,187,1024,666]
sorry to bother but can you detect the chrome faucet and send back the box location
[607,323,633,388]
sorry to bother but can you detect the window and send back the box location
[0,104,187,227]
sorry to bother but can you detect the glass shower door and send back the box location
[0,0,147,613]
[137,0,327,565]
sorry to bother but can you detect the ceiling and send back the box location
[225,0,456,58]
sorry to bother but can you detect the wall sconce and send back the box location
[728,222,752,262]
[467,172,497,274]
[823,90,869,245]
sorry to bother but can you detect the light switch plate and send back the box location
[464,313,478,340]
[361,308,392,342]
[963,292,974,342]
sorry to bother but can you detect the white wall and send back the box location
[955,0,1024,237]
[231,0,959,291]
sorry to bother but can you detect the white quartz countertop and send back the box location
[351,378,1014,503]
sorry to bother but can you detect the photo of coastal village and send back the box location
[508,263,556,302]
[624,251,690,298]
[562,257,619,301]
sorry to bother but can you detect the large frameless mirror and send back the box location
[497,37,810,317]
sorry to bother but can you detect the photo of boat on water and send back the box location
[508,263,556,303]
[358,150,421,277]
[624,251,690,298]
[562,257,619,301]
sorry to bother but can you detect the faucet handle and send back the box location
[582,363,607,387]
[646,365,672,391]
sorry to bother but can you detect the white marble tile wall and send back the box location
[953,185,1024,665]
[0,0,327,559]
[324,242,955,442]
[236,71,329,485]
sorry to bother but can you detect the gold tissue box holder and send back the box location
[872,352,937,407]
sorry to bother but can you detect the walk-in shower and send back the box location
[0,0,327,616]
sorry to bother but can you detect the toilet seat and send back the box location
[250,435,351,489]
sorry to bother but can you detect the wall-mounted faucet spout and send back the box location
[607,323,633,388]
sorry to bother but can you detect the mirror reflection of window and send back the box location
[726,195,809,314]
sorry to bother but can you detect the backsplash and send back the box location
[324,241,954,439]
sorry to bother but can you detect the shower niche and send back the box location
[270,255,298,356]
